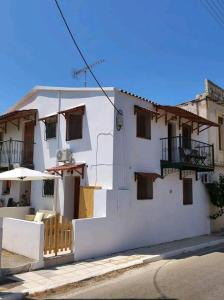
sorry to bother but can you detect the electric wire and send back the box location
[53,0,121,114]
[201,0,224,29]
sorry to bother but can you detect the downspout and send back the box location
[53,90,61,212]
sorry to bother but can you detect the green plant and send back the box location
[207,174,224,219]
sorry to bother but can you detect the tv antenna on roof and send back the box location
[73,59,105,87]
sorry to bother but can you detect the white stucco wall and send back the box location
[73,173,210,260]
[2,218,44,261]
[17,88,115,214]
[74,165,211,261]
[0,218,2,269]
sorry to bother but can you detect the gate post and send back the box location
[54,214,59,256]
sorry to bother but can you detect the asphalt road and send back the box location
[46,244,224,300]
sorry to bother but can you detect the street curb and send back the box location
[142,238,224,263]
[27,238,224,298]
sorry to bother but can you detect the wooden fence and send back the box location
[43,214,73,256]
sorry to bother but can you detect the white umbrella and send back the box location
[0,167,59,181]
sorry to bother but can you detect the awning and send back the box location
[58,105,85,118]
[47,163,86,178]
[134,105,158,117]
[134,172,161,182]
[156,105,218,128]
[38,113,58,122]
[0,109,37,131]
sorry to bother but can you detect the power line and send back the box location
[53,0,121,114]
[217,0,224,11]
[210,0,224,23]
[201,0,224,30]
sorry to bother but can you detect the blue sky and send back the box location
[0,0,224,113]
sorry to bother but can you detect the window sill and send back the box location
[45,137,57,141]
[136,136,151,140]
[137,198,153,200]
[66,138,83,141]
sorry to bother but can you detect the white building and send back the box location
[0,86,218,259]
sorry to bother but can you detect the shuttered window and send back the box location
[136,111,151,139]
[137,175,153,200]
[218,117,224,150]
[183,178,193,205]
[43,180,54,197]
[66,113,83,141]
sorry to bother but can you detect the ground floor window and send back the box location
[183,178,193,205]
[137,175,153,200]
[43,180,54,197]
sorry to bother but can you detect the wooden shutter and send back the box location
[183,178,193,205]
[137,176,153,200]
[136,112,151,139]
[67,113,83,141]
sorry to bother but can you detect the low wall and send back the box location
[3,218,44,261]
[73,216,143,261]
[0,206,31,220]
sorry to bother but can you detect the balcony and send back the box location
[0,139,34,169]
[160,136,214,178]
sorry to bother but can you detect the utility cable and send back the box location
[53,0,121,114]
[201,0,224,30]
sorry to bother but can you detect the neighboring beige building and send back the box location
[179,79,224,232]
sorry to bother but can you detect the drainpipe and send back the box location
[53,90,61,212]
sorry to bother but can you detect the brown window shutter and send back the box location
[136,111,151,139]
[137,175,153,200]
[67,113,83,141]
[183,178,193,205]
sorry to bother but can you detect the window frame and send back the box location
[45,118,57,140]
[183,178,193,205]
[42,179,55,197]
[135,108,151,140]
[136,175,153,200]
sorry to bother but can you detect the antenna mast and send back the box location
[73,59,105,87]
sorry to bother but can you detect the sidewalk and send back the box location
[1,233,224,299]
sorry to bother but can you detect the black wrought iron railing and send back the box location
[160,136,214,169]
[0,139,34,167]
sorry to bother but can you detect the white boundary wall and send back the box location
[0,207,31,220]
[73,181,210,261]
[3,218,44,261]
[0,218,2,269]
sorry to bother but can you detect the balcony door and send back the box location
[182,124,192,149]
[23,121,34,166]
[168,122,176,162]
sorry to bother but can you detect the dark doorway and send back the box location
[73,177,80,219]
[182,124,192,149]
[168,123,176,161]
[23,122,35,165]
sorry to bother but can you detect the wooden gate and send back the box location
[43,214,73,256]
